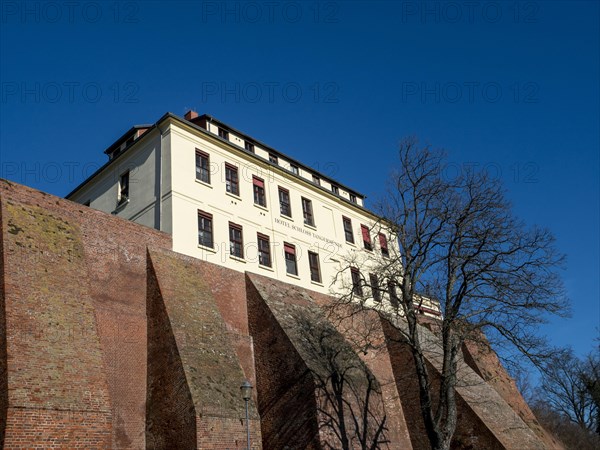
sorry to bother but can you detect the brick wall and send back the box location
[0,202,8,445]
[0,180,263,448]
[188,259,257,387]
[146,254,197,448]
[1,182,114,448]
[381,318,548,449]
[246,274,321,449]
[462,337,564,449]
[247,273,397,449]
[147,248,262,448]
[0,179,560,449]
[310,296,414,449]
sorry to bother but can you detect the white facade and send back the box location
[68,112,439,315]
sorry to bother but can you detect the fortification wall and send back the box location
[0,179,556,449]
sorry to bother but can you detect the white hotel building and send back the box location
[67,111,438,314]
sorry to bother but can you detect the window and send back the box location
[284,243,298,275]
[308,251,321,283]
[290,164,299,175]
[269,153,278,164]
[331,184,339,195]
[245,141,255,153]
[229,222,244,258]
[218,128,229,139]
[342,216,354,243]
[302,197,314,226]
[257,233,271,267]
[351,267,363,296]
[370,274,381,302]
[361,225,372,251]
[253,176,266,207]
[313,174,321,186]
[379,233,389,258]
[118,171,129,204]
[279,187,292,217]
[225,163,239,196]
[198,211,213,248]
[195,150,210,184]
[388,281,399,307]
[350,193,357,204]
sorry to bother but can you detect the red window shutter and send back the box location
[379,233,388,249]
[253,176,264,188]
[284,243,295,255]
[361,225,371,243]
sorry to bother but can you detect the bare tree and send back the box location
[532,339,599,438]
[581,336,600,435]
[329,137,568,450]
[295,315,390,449]
[530,401,600,450]
[536,349,596,429]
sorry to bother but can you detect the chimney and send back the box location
[184,110,198,120]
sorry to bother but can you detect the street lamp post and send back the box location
[240,380,253,450]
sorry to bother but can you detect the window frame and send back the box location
[350,193,357,204]
[290,164,299,175]
[284,242,298,276]
[279,186,292,218]
[269,153,279,165]
[245,141,255,153]
[225,163,240,196]
[343,216,354,243]
[361,224,373,251]
[312,175,321,186]
[308,251,321,283]
[257,233,271,267]
[253,176,266,207]
[379,233,389,258]
[331,184,339,195]
[369,273,381,302]
[229,222,244,259]
[118,170,130,204]
[301,197,315,227]
[388,280,399,307]
[351,267,363,297]
[218,128,229,139]
[197,210,214,248]
[195,149,211,184]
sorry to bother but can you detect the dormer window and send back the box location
[245,141,255,153]
[218,128,229,140]
[331,185,339,195]
[350,194,357,204]
[290,164,299,175]
[269,153,278,165]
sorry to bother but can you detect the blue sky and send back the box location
[1,1,598,360]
